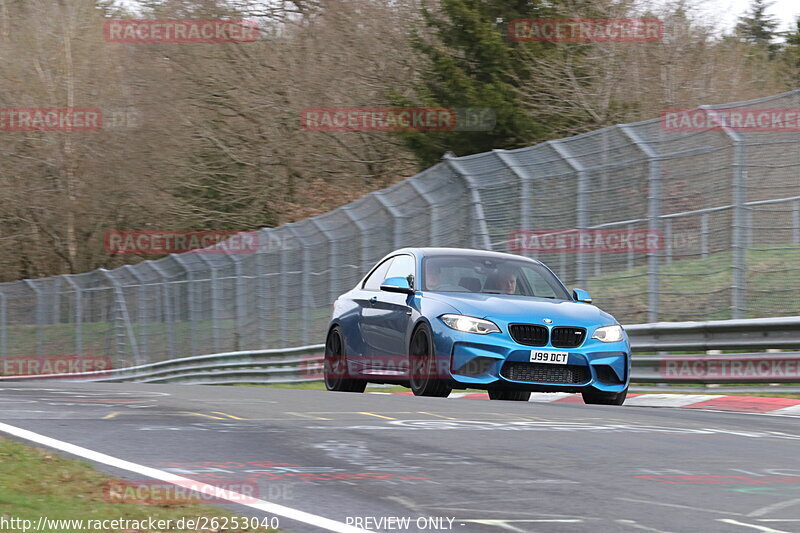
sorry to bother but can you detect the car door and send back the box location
[353,257,394,363]
[358,254,416,367]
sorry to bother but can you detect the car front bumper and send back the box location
[434,327,630,393]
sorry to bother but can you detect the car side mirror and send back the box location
[573,288,592,303]
[380,276,414,295]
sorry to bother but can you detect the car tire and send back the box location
[488,389,531,401]
[324,326,367,393]
[408,323,451,398]
[581,387,627,405]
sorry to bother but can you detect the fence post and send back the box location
[62,275,83,359]
[342,205,371,275]
[310,219,339,307]
[664,219,673,265]
[99,269,140,365]
[256,229,276,348]
[373,190,405,250]
[121,265,149,364]
[619,125,661,322]
[145,261,176,359]
[231,255,247,351]
[549,140,588,288]
[701,213,710,258]
[286,225,311,346]
[627,223,635,269]
[279,231,292,347]
[167,256,194,358]
[703,107,746,319]
[194,255,221,353]
[494,149,534,253]
[407,178,439,247]
[0,288,6,356]
[443,154,492,250]
[23,280,45,356]
[792,199,800,244]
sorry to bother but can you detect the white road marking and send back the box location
[717,519,792,532]
[747,499,800,517]
[615,497,744,516]
[0,422,373,533]
[770,405,800,416]
[616,519,674,533]
[461,519,583,532]
[527,393,574,402]
[623,394,724,407]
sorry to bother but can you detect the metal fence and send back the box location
[1,89,799,367]
[3,317,798,394]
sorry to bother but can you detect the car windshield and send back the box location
[422,255,571,299]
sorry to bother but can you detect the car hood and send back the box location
[423,292,617,327]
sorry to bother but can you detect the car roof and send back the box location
[391,247,543,264]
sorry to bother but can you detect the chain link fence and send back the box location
[1,89,799,366]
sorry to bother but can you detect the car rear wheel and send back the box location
[324,326,366,393]
[581,387,627,405]
[409,324,451,398]
[488,389,531,401]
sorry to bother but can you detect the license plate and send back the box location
[529,350,569,364]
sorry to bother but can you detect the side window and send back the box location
[384,254,415,288]
[522,269,558,298]
[362,258,394,291]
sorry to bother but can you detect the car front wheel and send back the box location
[408,323,451,398]
[324,326,367,393]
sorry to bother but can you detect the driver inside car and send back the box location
[424,262,464,292]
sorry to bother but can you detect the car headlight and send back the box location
[592,325,624,343]
[440,314,501,334]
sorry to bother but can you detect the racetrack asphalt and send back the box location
[1,382,799,533]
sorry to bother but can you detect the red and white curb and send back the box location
[382,391,800,416]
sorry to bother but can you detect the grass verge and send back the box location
[0,438,279,532]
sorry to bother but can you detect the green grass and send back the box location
[0,438,278,532]
[586,244,800,322]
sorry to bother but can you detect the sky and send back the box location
[700,0,799,33]
[114,0,799,34]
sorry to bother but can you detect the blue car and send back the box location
[324,247,630,405]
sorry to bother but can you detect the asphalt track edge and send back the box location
[0,422,374,533]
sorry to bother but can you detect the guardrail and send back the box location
[2,317,799,392]
[0,345,325,386]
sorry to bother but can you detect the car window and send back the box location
[383,254,415,288]
[362,257,394,291]
[422,255,570,299]
[521,268,559,298]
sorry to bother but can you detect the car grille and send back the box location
[550,327,586,348]
[508,324,548,346]
[501,362,590,384]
